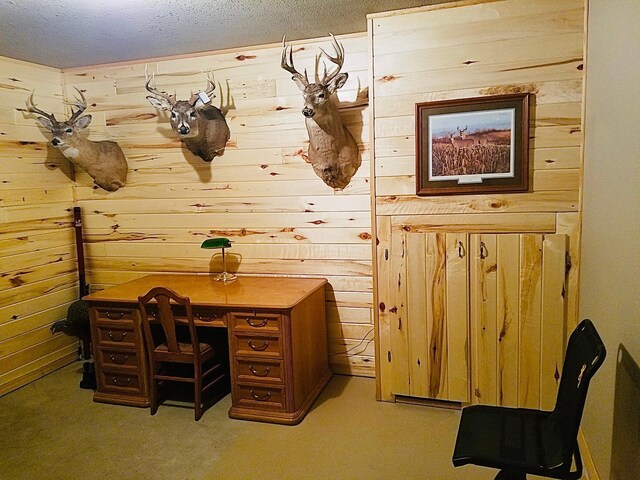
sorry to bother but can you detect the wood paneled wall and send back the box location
[370,0,585,397]
[0,56,78,395]
[62,34,374,376]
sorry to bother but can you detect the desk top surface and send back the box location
[83,274,327,309]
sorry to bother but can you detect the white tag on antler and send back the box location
[197,91,211,104]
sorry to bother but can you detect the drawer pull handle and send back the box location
[105,311,125,320]
[249,365,271,377]
[108,331,127,342]
[247,340,269,351]
[109,354,129,364]
[251,390,272,401]
[246,318,268,328]
[112,376,131,386]
[197,312,218,322]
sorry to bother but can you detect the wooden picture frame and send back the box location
[416,93,530,196]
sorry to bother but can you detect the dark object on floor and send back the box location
[50,206,96,390]
[452,319,606,480]
[79,361,97,389]
[138,286,229,421]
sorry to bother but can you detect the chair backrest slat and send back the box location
[138,286,199,357]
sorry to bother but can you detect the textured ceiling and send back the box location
[0,0,435,69]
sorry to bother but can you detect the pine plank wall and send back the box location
[0,0,587,396]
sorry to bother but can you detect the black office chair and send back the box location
[452,319,606,480]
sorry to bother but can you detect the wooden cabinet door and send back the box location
[469,234,567,409]
[387,231,470,402]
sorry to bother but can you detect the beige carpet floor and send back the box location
[0,362,564,479]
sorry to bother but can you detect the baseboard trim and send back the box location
[578,428,601,480]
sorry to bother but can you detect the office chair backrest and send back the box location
[138,287,200,359]
[541,319,606,470]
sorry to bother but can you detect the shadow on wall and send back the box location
[611,344,640,480]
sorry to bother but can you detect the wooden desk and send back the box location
[84,274,332,425]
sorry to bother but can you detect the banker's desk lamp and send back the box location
[201,237,237,283]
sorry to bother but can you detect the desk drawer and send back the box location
[235,383,286,412]
[230,311,281,333]
[193,307,226,327]
[234,358,283,384]
[100,370,142,394]
[97,348,139,370]
[142,305,226,328]
[95,307,136,322]
[232,333,282,358]
[95,323,136,348]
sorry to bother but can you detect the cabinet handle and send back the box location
[479,241,488,259]
[250,390,272,401]
[457,240,465,258]
[107,331,127,342]
[247,340,269,351]
[249,365,271,377]
[105,311,125,320]
[246,317,268,328]
[197,312,218,322]
[109,354,129,364]
[112,376,131,386]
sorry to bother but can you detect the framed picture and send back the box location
[416,93,530,196]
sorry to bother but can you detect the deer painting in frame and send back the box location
[27,89,128,192]
[281,34,361,190]
[145,73,230,163]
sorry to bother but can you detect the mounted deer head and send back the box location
[27,89,128,191]
[145,73,230,163]
[281,34,361,190]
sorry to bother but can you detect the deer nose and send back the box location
[51,138,61,146]
[302,107,315,118]
[178,125,190,135]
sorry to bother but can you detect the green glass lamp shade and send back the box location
[200,238,232,249]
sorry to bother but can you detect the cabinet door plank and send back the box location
[446,233,469,402]
[470,234,498,405]
[426,233,448,399]
[519,235,543,409]
[540,234,567,410]
[407,233,429,397]
[389,231,410,395]
[497,235,520,407]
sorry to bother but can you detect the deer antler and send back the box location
[26,92,57,122]
[65,87,88,123]
[281,35,309,87]
[319,33,345,85]
[145,73,177,106]
[189,73,217,106]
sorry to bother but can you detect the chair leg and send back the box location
[149,374,158,416]
[494,470,526,480]
[194,365,202,421]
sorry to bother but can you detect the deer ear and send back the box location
[146,95,171,111]
[326,73,348,94]
[75,115,92,129]
[36,116,54,130]
[291,76,307,92]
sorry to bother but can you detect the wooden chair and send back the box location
[138,287,227,420]
[452,319,606,479]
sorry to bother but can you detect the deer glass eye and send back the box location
[65,128,73,134]
[170,112,176,119]
[317,93,325,99]
[190,111,196,118]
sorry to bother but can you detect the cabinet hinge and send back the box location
[385,248,389,260]
[387,351,391,362]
